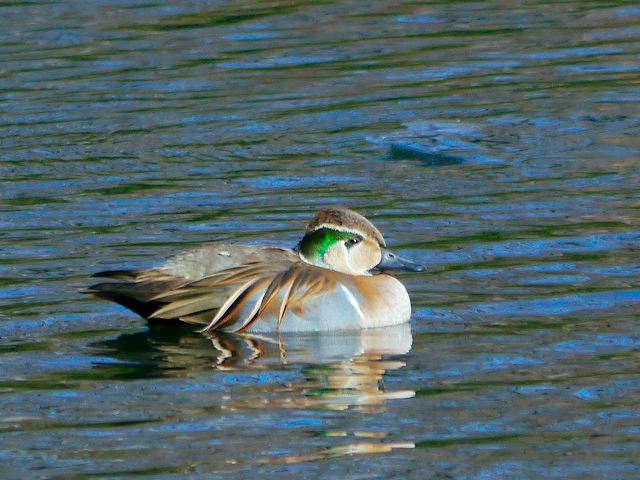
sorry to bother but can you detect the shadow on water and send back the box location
[87,322,207,380]
[379,120,511,166]
[387,141,466,166]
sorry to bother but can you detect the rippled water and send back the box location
[2,1,640,478]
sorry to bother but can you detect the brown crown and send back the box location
[305,207,386,246]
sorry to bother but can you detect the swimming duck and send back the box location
[88,207,423,332]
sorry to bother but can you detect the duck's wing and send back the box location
[230,262,340,332]
[150,260,341,332]
[149,260,292,327]
[87,244,298,325]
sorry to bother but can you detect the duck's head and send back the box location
[297,207,424,276]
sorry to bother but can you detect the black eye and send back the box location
[345,237,361,247]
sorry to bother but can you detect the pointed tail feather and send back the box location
[85,269,195,322]
[85,281,164,319]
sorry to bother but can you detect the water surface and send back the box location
[1,1,640,478]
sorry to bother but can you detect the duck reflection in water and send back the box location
[90,322,415,462]
[93,322,414,412]
[206,323,416,461]
[207,322,415,412]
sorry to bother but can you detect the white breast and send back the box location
[244,275,411,333]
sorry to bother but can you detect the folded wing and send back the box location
[87,244,341,331]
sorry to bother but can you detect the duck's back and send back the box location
[87,244,298,324]
[161,244,298,280]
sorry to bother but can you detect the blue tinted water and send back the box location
[1,1,639,478]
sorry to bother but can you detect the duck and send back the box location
[87,207,423,332]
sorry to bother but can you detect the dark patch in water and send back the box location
[388,141,465,165]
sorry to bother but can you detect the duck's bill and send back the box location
[373,247,425,273]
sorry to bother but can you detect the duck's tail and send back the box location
[85,269,179,320]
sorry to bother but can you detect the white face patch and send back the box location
[344,242,365,275]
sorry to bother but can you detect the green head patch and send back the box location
[299,228,361,262]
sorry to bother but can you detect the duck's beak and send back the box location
[373,247,425,273]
